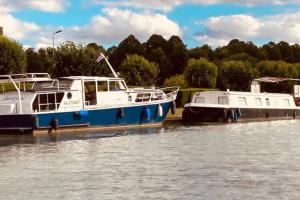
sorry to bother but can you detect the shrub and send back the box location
[163,75,187,88]
[120,55,159,86]
[184,58,217,88]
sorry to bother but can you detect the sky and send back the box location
[1,0,300,49]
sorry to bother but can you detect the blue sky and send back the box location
[1,0,300,49]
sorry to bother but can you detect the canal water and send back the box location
[0,120,300,199]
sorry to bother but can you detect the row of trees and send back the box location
[1,31,300,91]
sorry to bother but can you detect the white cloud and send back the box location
[0,7,181,48]
[65,8,182,44]
[0,0,69,12]
[0,12,40,40]
[90,0,300,12]
[195,12,300,47]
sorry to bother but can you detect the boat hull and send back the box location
[183,106,300,123]
[0,102,172,134]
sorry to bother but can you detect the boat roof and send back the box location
[196,90,292,97]
[62,76,125,81]
[0,73,52,83]
[253,76,300,83]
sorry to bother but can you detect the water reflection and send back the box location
[0,120,300,200]
[0,126,172,147]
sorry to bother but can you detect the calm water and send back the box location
[1,121,300,199]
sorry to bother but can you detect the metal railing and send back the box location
[0,73,54,114]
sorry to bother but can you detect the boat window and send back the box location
[32,81,54,91]
[266,98,270,106]
[97,81,108,92]
[109,81,120,91]
[32,92,64,112]
[57,79,73,89]
[218,96,228,105]
[109,81,126,91]
[238,97,247,106]
[255,98,262,106]
[136,93,151,102]
[283,99,290,106]
[84,81,97,106]
[32,93,57,112]
[195,97,205,104]
[120,81,128,90]
[151,93,164,101]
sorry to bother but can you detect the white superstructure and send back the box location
[186,90,298,110]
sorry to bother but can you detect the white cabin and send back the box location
[188,91,297,109]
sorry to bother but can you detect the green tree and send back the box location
[261,42,282,60]
[0,27,3,36]
[292,44,300,63]
[26,48,43,73]
[188,45,214,60]
[110,35,144,71]
[36,48,53,74]
[244,41,258,58]
[147,47,173,84]
[225,53,257,66]
[168,35,188,75]
[144,34,173,84]
[218,60,254,91]
[120,55,159,86]
[184,58,217,88]
[144,34,169,54]
[278,41,294,63]
[227,39,245,55]
[164,75,187,88]
[257,60,298,93]
[256,60,298,78]
[52,41,105,77]
[0,35,26,74]
[86,43,105,52]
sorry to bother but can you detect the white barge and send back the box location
[183,77,300,123]
[0,54,178,134]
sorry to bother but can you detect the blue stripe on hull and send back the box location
[36,102,171,129]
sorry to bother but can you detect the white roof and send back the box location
[62,76,125,81]
[196,90,292,97]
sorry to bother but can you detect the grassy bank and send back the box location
[166,107,183,121]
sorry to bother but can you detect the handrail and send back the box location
[0,73,51,84]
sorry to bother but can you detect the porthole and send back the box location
[67,92,72,99]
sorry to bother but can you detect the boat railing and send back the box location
[129,86,179,103]
[0,73,54,114]
[160,86,180,101]
[37,102,61,113]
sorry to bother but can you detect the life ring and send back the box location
[171,101,176,115]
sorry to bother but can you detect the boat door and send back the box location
[97,80,128,105]
[84,80,97,106]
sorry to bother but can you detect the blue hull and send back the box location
[0,102,172,133]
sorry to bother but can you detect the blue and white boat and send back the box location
[0,54,178,134]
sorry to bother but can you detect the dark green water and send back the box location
[0,120,300,199]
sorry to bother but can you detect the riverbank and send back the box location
[166,107,183,122]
